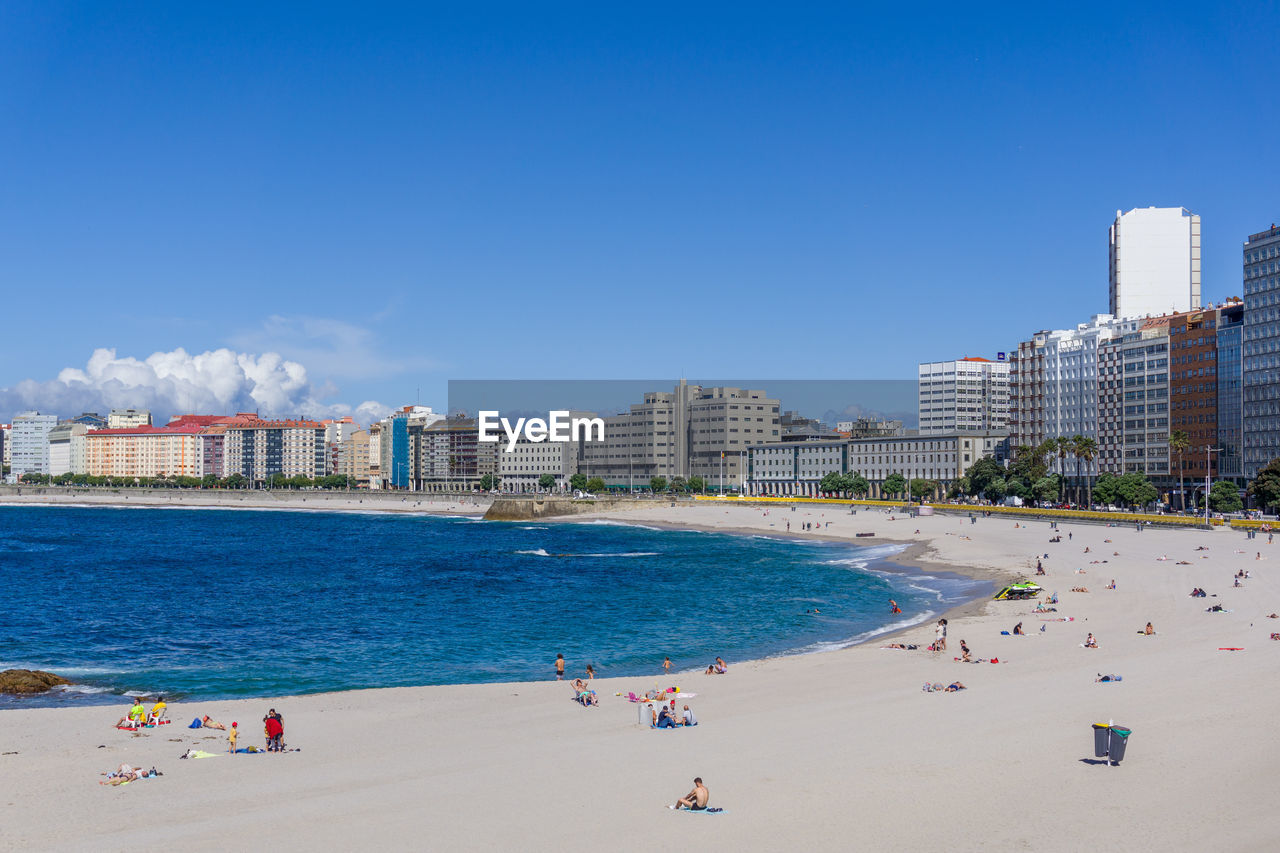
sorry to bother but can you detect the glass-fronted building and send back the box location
[1243,225,1280,478]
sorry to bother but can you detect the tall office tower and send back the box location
[917,357,1010,434]
[1217,300,1245,480]
[1109,207,1202,319]
[1243,224,1280,477]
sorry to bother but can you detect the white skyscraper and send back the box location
[1108,206,1201,319]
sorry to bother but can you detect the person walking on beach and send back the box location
[672,777,710,811]
[555,653,565,680]
[228,722,238,753]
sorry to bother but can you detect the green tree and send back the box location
[1115,472,1158,509]
[1008,444,1049,486]
[947,476,969,499]
[1208,480,1243,514]
[650,476,668,494]
[1248,458,1280,512]
[669,476,687,493]
[585,477,606,493]
[223,472,245,489]
[1032,475,1060,503]
[538,472,557,491]
[687,475,706,493]
[983,477,1007,503]
[1054,436,1073,501]
[569,473,587,492]
[847,471,870,498]
[882,472,906,499]
[1073,436,1098,507]
[909,478,937,501]
[965,457,1005,497]
[1169,430,1191,511]
[1093,472,1119,506]
[819,471,843,495]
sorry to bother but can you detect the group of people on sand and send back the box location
[705,657,728,675]
[649,699,697,728]
[114,696,167,729]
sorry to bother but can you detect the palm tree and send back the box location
[1074,436,1097,507]
[1169,430,1191,512]
[1055,436,1073,502]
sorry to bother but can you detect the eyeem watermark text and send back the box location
[478,410,606,452]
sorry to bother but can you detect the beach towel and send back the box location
[669,806,726,814]
[235,747,265,754]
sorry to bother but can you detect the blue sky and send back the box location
[2,2,1277,422]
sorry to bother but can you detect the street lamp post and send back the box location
[1203,446,1223,525]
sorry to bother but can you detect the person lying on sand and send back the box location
[704,657,728,675]
[1071,587,1090,593]
[672,777,710,811]
[944,682,966,692]
[201,715,227,731]
[1268,613,1279,619]
[881,643,919,650]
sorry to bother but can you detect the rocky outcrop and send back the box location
[0,669,71,694]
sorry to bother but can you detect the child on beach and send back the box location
[229,722,238,753]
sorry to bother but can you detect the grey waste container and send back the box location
[1092,723,1110,758]
[1109,726,1132,762]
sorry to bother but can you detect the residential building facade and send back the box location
[107,408,152,429]
[918,357,1010,434]
[9,412,58,477]
[1243,224,1280,478]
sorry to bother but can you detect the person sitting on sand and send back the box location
[1084,633,1098,648]
[1013,622,1024,635]
[1106,579,1116,589]
[656,705,676,728]
[960,640,971,662]
[944,682,966,692]
[1206,604,1226,613]
[705,657,727,675]
[681,704,697,726]
[201,715,227,731]
[1144,622,1154,635]
[1084,546,1091,553]
[1268,613,1278,619]
[673,777,710,811]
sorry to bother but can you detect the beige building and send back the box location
[107,408,152,429]
[336,429,371,484]
[580,382,780,490]
[221,414,327,483]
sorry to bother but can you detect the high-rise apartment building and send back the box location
[1217,300,1245,480]
[1243,224,1280,478]
[9,412,58,477]
[917,357,1010,434]
[221,415,326,483]
[1009,316,1137,475]
[83,415,225,478]
[1097,317,1170,479]
[1109,207,1201,319]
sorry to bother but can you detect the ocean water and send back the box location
[0,506,987,708]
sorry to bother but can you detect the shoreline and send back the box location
[3,508,988,710]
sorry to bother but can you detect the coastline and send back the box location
[0,486,490,515]
[7,500,1280,850]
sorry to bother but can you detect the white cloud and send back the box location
[0,347,392,425]
[228,315,438,381]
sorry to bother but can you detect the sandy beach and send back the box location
[4,501,1279,852]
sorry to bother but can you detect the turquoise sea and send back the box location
[0,506,987,708]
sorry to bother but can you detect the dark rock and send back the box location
[0,669,71,694]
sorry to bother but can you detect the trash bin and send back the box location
[1109,726,1132,762]
[1092,723,1111,758]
